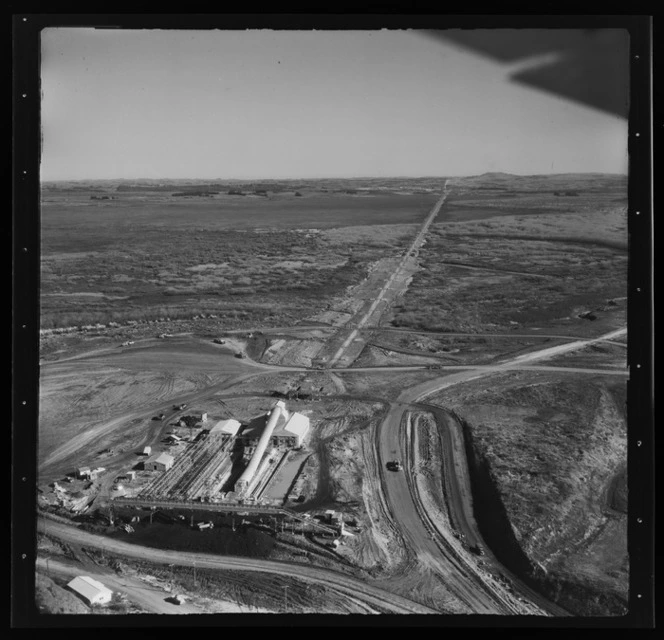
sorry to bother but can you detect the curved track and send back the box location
[371,327,626,615]
[38,518,437,615]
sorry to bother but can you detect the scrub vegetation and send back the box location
[40,180,437,331]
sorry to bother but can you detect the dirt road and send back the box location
[368,327,628,347]
[36,557,201,614]
[38,518,438,615]
[396,328,628,403]
[373,326,627,615]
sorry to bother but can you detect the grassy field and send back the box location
[40,182,436,331]
[388,174,627,334]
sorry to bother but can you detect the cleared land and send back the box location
[37,173,630,617]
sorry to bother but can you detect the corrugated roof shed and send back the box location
[67,576,113,605]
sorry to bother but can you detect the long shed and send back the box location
[67,576,113,605]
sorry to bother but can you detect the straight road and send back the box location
[327,182,450,368]
[400,328,628,403]
[366,327,628,347]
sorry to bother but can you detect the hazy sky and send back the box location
[40,28,628,181]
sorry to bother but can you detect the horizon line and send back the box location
[40,171,629,184]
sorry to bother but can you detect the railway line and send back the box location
[37,518,436,615]
[371,328,627,617]
[326,181,450,368]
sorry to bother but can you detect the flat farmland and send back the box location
[41,192,438,234]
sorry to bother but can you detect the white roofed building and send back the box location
[272,412,310,448]
[209,419,242,437]
[144,452,174,472]
[67,576,113,605]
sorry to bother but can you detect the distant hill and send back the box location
[456,172,627,193]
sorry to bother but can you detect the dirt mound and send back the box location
[35,572,90,614]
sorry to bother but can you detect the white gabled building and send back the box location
[282,413,310,447]
[67,576,113,605]
[209,419,242,437]
[272,412,310,448]
[144,452,174,472]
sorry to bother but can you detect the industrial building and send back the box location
[123,401,310,506]
[236,409,310,448]
[272,412,310,448]
[67,576,113,605]
[234,402,310,497]
[208,419,242,437]
[144,452,174,472]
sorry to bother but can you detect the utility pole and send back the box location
[193,560,196,587]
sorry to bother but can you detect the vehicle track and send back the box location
[372,327,626,615]
[38,518,437,614]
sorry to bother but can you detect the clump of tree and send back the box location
[172,191,219,197]
[553,191,580,196]
[228,189,245,196]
